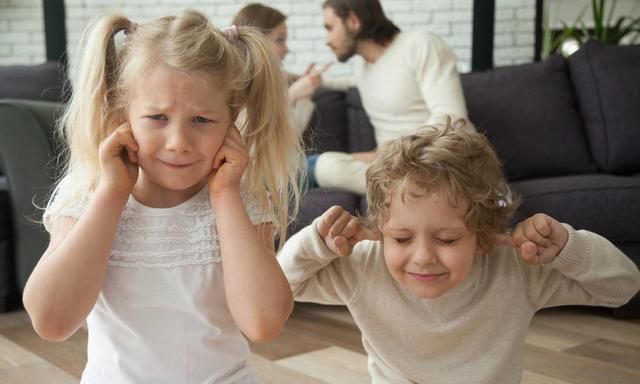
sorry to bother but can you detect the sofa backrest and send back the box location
[461,54,597,181]
[568,40,640,175]
[305,88,350,154]
[0,61,66,103]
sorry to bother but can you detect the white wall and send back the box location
[0,0,538,73]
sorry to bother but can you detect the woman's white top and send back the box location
[44,181,270,384]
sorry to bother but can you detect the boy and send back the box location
[278,119,640,383]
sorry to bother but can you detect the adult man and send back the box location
[310,0,469,195]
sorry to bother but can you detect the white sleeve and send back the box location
[42,176,89,233]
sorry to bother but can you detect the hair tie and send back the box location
[221,25,238,44]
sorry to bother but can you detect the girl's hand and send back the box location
[208,125,249,196]
[494,213,569,265]
[316,205,381,256]
[98,123,139,198]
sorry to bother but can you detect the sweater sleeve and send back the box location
[523,224,640,310]
[410,32,470,128]
[277,218,365,305]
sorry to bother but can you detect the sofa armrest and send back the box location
[0,99,63,293]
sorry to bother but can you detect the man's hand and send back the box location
[316,205,381,256]
[494,213,569,265]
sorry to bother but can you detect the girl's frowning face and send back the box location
[382,186,479,299]
[127,65,232,207]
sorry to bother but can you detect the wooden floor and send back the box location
[1,303,639,383]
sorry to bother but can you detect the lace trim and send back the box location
[114,234,218,245]
[109,255,221,268]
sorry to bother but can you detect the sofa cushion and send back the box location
[461,55,596,181]
[510,174,640,244]
[305,88,349,154]
[568,40,640,174]
[288,188,360,238]
[0,61,66,102]
[345,88,377,153]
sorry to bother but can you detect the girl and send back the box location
[23,10,303,384]
[278,119,640,383]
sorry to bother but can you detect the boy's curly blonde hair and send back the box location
[365,118,519,251]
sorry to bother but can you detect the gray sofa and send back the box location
[0,41,638,317]
[0,61,65,311]
[294,40,640,317]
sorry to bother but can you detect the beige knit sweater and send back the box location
[278,219,640,383]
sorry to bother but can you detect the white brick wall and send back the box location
[0,0,537,73]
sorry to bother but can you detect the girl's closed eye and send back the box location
[393,237,412,244]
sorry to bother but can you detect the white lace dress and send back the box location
[44,181,270,384]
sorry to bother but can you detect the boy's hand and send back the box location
[494,213,569,265]
[98,122,139,198]
[208,125,248,197]
[316,206,381,256]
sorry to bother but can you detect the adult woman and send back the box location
[233,3,331,134]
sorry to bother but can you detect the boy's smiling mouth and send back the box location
[407,272,447,282]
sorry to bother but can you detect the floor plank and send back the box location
[524,343,640,384]
[0,326,87,378]
[564,338,640,372]
[525,321,596,352]
[0,360,79,384]
[1,304,639,383]
[249,354,326,384]
[520,370,573,384]
[276,346,370,384]
[531,307,640,347]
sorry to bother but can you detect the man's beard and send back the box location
[336,30,358,63]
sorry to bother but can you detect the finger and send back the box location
[104,128,139,158]
[492,233,515,248]
[304,63,316,75]
[354,226,382,242]
[340,217,361,239]
[318,206,345,237]
[523,219,551,248]
[125,146,138,164]
[510,223,526,247]
[319,62,333,74]
[532,213,553,237]
[329,211,353,237]
[519,241,540,265]
[333,235,352,256]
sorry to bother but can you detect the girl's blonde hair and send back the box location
[53,10,302,248]
[365,118,518,251]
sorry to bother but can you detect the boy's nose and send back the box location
[413,244,438,265]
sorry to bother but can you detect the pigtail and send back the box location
[233,27,304,248]
[49,14,133,221]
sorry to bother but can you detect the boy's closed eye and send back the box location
[435,237,458,245]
